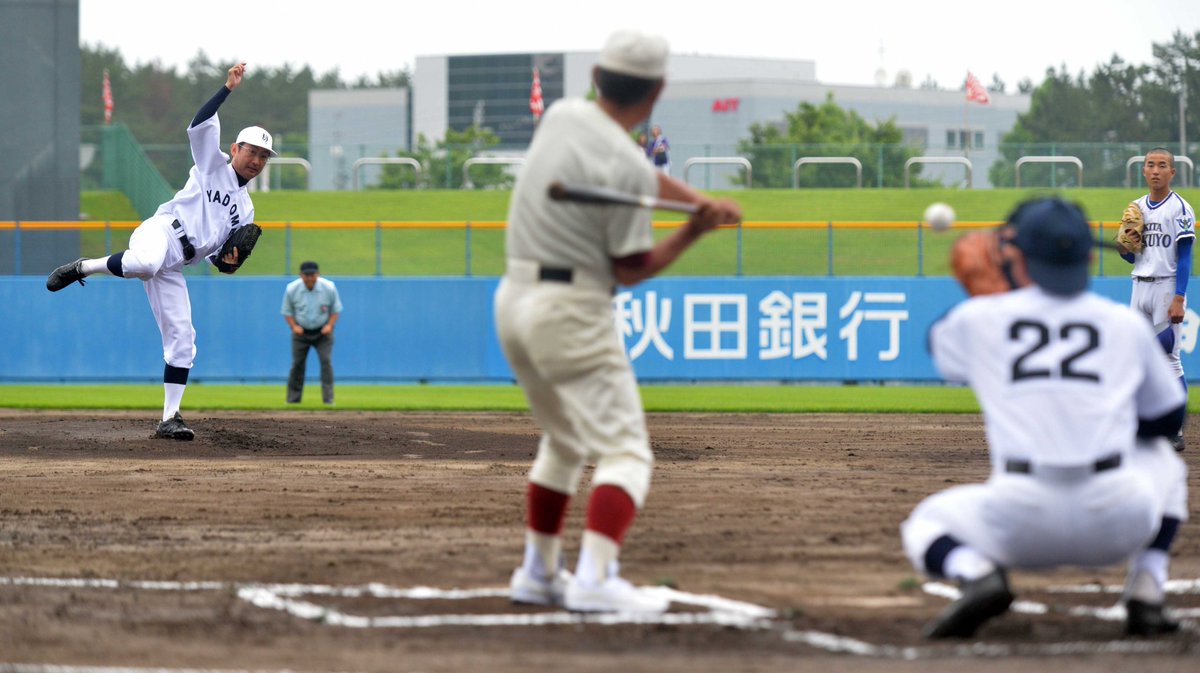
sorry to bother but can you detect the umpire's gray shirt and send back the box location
[282,277,343,330]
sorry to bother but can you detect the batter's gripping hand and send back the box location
[950,229,1028,296]
[1115,201,1145,253]
[211,223,262,274]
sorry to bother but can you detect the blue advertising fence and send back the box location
[3,276,1197,382]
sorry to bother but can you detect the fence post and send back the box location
[13,221,20,275]
[1050,143,1057,189]
[1097,221,1104,276]
[826,220,833,277]
[284,222,292,275]
[877,145,884,188]
[465,221,473,277]
[105,221,112,255]
[735,221,743,276]
[917,219,924,277]
[375,221,383,277]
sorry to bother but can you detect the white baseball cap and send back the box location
[598,30,668,80]
[235,125,278,156]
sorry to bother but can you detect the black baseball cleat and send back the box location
[1125,599,1180,636]
[46,258,88,292]
[923,568,1014,639]
[1169,433,1185,452]
[155,412,195,441]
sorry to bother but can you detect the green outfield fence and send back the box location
[0,220,1140,279]
[96,124,174,218]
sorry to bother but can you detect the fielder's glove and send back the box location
[950,228,1029,296]
[210,223,262,274]
[1114,202,1145,253]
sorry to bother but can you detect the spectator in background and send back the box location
[636,131,652,160]
[650,124,670,175]
[282,261,343,405]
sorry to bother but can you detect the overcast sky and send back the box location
[82,0,1199,90]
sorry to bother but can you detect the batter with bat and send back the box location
[46,62,269,440]
[495,30,741,613]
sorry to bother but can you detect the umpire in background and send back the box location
[282,261,342,404]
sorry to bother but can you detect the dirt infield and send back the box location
[0,410,1196,672]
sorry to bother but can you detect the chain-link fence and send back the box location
[82,125,1198,192]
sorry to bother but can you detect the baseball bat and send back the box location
[547,182,699,214]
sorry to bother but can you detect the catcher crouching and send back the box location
[908,197,1188,639]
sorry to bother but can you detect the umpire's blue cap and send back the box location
[1008,197,1092,295]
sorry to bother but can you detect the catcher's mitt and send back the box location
[210,223,262,274]
[1114,201,1145,253]
[950,228,1029,296]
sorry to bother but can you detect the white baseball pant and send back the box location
[1132,277,1185,377]
[122,214,197,369]
[901,438,1188,574]
[494,274,653,506]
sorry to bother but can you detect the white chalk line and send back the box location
[780,630,1187,659]
[3,575,1197,660]
[0,576,774,630]
[924,580,1200,622]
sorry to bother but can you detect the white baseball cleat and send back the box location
[509,567,572,607]
[563,574,671,614]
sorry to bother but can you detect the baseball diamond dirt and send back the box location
[0,410,1196,672]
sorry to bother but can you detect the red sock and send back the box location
[527,482,570,535]
[585,484,637,544]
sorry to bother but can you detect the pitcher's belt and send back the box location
[170,220,196,261]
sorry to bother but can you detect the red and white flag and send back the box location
[529,67,544,120]
[965,71,989,105]
[102,68,114,123]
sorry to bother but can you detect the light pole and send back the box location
[1180,59,1188,160]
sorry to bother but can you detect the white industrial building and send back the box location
[309,51,1030,190]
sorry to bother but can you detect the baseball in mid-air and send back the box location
[923,202,956,232]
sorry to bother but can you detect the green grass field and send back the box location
[0,383,986,413]
[78,187,1199,278]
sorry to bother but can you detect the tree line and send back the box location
[988,30,1199,188]
[82,44,410,187]
[84,31,1200,190]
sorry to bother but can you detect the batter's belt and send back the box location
[505,258,615,294]
[1133,275,1174,282]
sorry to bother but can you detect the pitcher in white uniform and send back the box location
[902,197,1188,639]
[1113,148,1196,452]
[495,30,740,614]
[46,63,274,440]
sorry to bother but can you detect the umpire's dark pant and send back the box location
[288,329,334,404]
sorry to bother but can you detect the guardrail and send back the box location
[351,158,425,190]
[904,157,973,189]
[251,157,313,192]
[682,157,752,188]
[1125,155,1194,188]
[793,157,863,188]
[1015,156,1083,188]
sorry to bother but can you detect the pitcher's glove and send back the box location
[210,223,262,274]
[950,228,1028,296]
[1115,202,1145,253]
